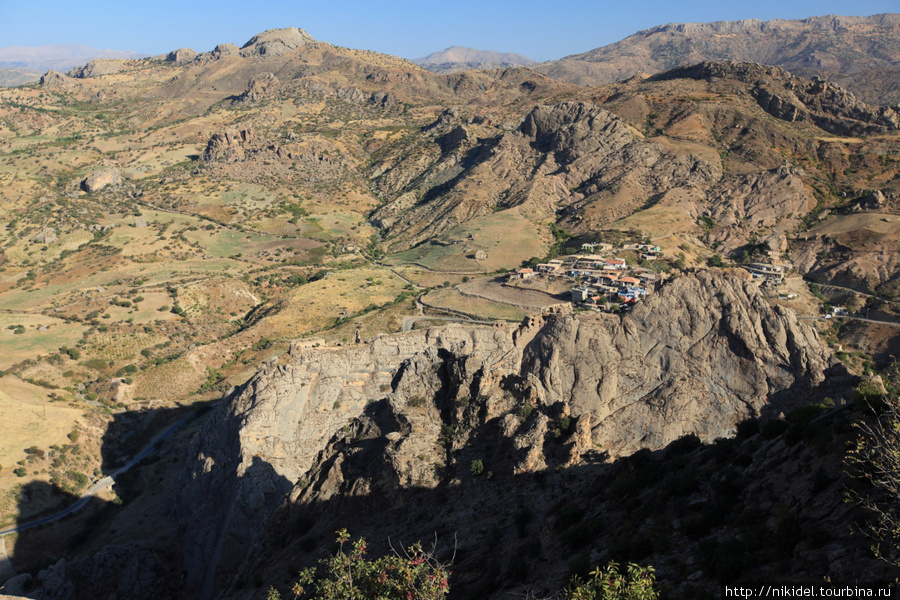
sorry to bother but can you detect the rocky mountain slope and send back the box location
[413,46,536,74]
[168,270,854,598]
[370,61,898,261]
[535,14,900,105]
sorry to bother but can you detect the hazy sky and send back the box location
[2,0,898,62]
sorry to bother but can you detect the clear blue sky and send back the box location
[2,0,898,62]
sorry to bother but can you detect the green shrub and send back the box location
[253,337,273,351]
[470,459,485,476]
[14,467,26,477]
[275,529,450,600]
[516,403,533,422]
[565,561,658,599]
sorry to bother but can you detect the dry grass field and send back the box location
[422,287,529,321]
[388,209,547,272]
[0,314,86,370]
[261,268,409,339]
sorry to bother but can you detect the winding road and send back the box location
[0,414,192,537]
[800,314,900,327]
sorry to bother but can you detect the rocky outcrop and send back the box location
[212,43,239,58]
[705,165,816,254]
[239,27,315,57]
[68,59,123,79]
[39,70,71,88]
[232,72,279,104]
[32,226,57,244]
[201,129,255,162]
[178,271,842,597]
[80,169,121,193]
[166,48,198,64]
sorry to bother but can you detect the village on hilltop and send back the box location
[508,240,790,312]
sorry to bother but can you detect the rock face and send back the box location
[232,72,279,104]
[178,270,841,597]
[519,271,834,452]
[705,165,815,254]
[80,169,121,193]
[68,59,124,79]
[201,129,254,162]
[239,27,315,57]
[39,70,71,88]
[166,48,198,64]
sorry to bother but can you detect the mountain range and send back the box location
[0,44,147,86]
[412,46,536,73]
[0,17,899,600]
[536,13,900,104]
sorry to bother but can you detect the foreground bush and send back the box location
[268,530,657,600]
[270,529,450,600]
[565,562,658,600]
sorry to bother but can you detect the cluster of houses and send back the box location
[510,242,666,310]
[742,262,786,286]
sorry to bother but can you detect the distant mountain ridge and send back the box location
[413,45,535,73]
[0,44,146,86]
[535,13,900,105]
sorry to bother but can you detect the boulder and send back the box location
[32,227,57,244]
[81,169,121,193]
[0,573,31,597]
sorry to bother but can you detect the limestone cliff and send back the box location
[177,270,844,597]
